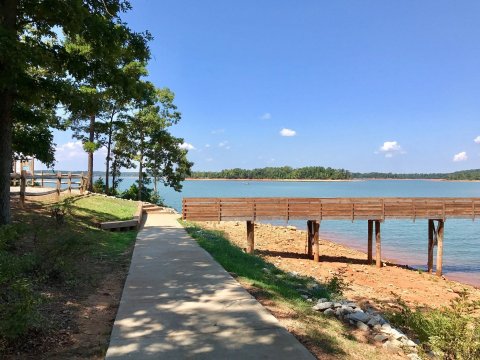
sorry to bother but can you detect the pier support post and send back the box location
[246,221,255,254]
[375,220,382,268]
[367,220,373,264]
[436,220,444,277]
[307,220,313,259]
[313,220,320,262]
[428,219,434,273]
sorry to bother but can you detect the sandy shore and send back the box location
[198,221,480,310]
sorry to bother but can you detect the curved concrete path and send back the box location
[105,213,314,359]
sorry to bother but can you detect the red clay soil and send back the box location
[200,221,480,310]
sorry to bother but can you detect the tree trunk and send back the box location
[105,112,115,195]
[87,114,95,191]
[0,92,13,225]
[138,153,143,201]
[0,0,17,225]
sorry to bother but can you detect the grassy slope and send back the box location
[181,221,398,360]
[0,195,138,356]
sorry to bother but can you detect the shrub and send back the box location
[0,225,20,251]
[92,177,105,194]
[0,279,41,342]
[388,291,480,359]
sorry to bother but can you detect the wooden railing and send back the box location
[182,197,480,222]
[182,197,480,277]
[10,171,88,206]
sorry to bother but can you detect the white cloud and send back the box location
[380,141,401,152]
[211,129,225,134]
[218,141,230,149]
[474,136,480,144]
[280,128,296,137]
[179,142,195,151]
[259,112,271,120]
[205,144,211,148]
[378,141,404,158]
[453,151,468,162]
[55,141,84,159]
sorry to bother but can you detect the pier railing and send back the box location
[10,171,88,206]
[182,197,480,277]
[182,197,480,222]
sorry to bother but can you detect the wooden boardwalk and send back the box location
[183,197,480,277]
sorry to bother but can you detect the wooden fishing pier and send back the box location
[182,197,480,276]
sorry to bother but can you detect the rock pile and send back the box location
[312,299,420,359]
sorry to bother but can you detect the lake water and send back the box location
[113,178,480,286]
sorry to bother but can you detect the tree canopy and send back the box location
[0,1,192,224]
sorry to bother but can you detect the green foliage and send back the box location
[387,292,480,359]
[192,166,351,180]
[0,195,138,347]
[0,224,21,251]
[325,274,348,299]
[150,191,165,206]
[92,177,106,194]
[0,278,41,342]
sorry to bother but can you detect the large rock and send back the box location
[341,305,355,313]
[374,334,389,342]
[356,321,370,332]
[313,301,333,311]
[323,308,335,317]
[346,312,370,323]
[380,323,392,333]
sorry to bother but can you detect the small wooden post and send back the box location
[436,220,444,277]
[246,220,255,254]
[313,220,320,262]
[68,172,72,194]
[375,220,382,268]
[367,220,373,264]
[41,170,44,187]
[20,170,26,208]
[307,220,313,258]
[428,219,434,273]
[56,172,61,201]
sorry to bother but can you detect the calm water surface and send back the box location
[117,179,480,286]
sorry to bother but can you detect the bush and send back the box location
[0,225,20,251]
[92,177,105,194]
[0,279,41,342]
[388,292,480,359]
[0,252,42,344]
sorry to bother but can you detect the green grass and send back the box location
[0,195,138,352]
[180,221,391,359]
[67,195,138,222]
[181,221,335,304]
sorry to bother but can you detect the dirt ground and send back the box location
[200,221,480,310]
[3,197,132,360]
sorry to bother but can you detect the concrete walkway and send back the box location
[105,213,314,359]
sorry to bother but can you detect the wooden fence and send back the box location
[10,171,88,206]
[183,197,480,277]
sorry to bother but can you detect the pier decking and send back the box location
[183,197,480,277]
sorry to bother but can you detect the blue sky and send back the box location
[48,1,480,173]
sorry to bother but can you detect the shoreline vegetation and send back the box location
[48,167,480,181]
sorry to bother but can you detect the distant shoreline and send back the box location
[185,177,480,182]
